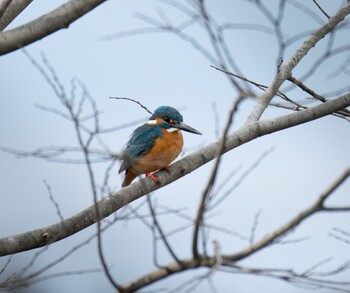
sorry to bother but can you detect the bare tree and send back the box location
[1,1,350,292]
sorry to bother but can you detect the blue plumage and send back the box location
[118,123,163,173]
[150,106,183,122]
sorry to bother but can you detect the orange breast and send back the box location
[131,129,184,174]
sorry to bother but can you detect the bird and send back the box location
[118,105,202,187]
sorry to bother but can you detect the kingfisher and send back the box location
[118,105,202,187]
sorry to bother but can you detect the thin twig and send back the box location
[0,256,12,276]
[250,210,262,246]
[208,148,275,211]
[192,92,249,259]
[43,180,64,222]
[109,96,153,114]
[288,75,350,117]
[224,167,350,262]
[23,52,124,291]
[147,195,183,265]
[312,0,331,19]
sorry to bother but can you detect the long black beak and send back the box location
[175,121,202,135]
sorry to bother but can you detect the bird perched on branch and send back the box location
[119,105,202,187]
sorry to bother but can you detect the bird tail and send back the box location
[122,169,137,187]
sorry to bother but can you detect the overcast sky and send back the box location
[1,1,350,293]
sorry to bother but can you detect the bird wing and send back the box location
[118,124,162,173]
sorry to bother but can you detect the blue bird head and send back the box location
[150,105,202,135]
[150,106,183,122]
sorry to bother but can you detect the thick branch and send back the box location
[0,0,107,56]
[0,93,349,256]
[0,0,33,30]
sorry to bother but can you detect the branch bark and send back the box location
[0,0,33,31]
[0,0,107,55]
[121,257,215,293]
[1,93,349,256]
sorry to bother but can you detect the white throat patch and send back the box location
[167,127,180,132]
[146,120,157,125]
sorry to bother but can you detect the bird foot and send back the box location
[146,173,160,184]
[162,166,171,174]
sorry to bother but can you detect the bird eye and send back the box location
[163,117,177,124]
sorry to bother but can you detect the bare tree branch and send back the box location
[0,210,129,291]
[246,3,350,122]
[0,0,107,55]
[249,210,262,246]
[121,257,215,293]
[208,148,275,211]
[1,93,349,257]
[287,75,350,118]
[192,92,249,259]
[0,256,12,276]
[312,0,331,19]
[109,96,153,115]
[65,76,122,291]
[224,167,350,262]
[0,0,12,20]
[210,65,350,122]
[43,180,64,222]
[17,50,123,290]
[329,228,350,245]
[0,0,33,30]
[146,195,183,266]
[117,167,350,292]
[2,2,350,292]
